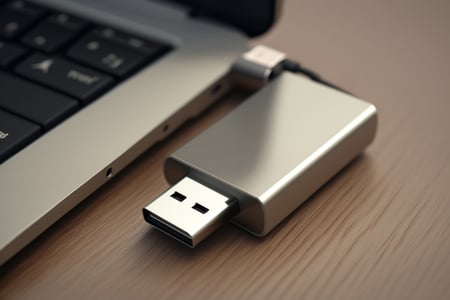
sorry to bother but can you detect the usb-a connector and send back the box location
[143,177,238,247]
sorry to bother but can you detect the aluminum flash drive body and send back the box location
[160,72,377,237]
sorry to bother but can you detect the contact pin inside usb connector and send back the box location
[143,177,238,247]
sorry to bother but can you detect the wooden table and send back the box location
[2,1,450,299]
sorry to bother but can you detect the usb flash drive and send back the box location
[143,72,377,247]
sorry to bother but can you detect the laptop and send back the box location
[0,0,281,265]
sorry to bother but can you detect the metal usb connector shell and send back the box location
[143,177,238,247]
[231,45,286,90]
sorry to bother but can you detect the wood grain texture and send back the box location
[1,1,450,299]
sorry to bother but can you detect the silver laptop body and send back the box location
[0,0,276,265]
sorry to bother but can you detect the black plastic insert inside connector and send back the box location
[143,210,193,247]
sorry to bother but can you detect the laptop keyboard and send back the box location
[0,0,171,163]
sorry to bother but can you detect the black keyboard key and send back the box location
[67,32,149,77]
[6,1,46,17]
[94,27,169,55]
[0,1,46,39]
[15,53,115,103]
[0,10,35,39]
[21,21,80,52]
[0,40,27,67]
[0,72,79,129]
[47,12,88,32]
[0,109,40,163]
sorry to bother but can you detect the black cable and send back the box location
[282,59,352,95]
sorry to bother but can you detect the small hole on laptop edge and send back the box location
[106,168,113,178]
